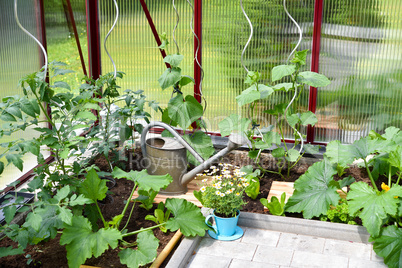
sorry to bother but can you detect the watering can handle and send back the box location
[140,122,205,164]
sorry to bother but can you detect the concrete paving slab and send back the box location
[291,250,348,268]
[253,245,293,266]
[277,232,325,254]
[348,257,388,268]
[229,258,279,268]
[323,239,372,260]
[187,253,232,268]
[197,237,257,261]
[241,227,281,247]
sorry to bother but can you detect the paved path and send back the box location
[185,227,386,268]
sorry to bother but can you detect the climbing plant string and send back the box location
[103,0,119,78]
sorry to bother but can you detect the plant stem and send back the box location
[121,200,136,231]
[395,172,401,186]
[364,159,379,192]
[122,223,166,238]
[117,183,138,228]
[95,202,107,227]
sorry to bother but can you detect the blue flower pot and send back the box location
[205,210,243,240]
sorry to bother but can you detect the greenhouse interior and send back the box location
[0,0,401,267]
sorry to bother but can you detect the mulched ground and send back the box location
[0,147,383,267]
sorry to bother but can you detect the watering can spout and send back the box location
[181,133,248,186]
[141,121,247,194]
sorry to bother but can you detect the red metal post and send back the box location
[66,0,88,77]
[140,0,170,69]
[86,0,101,80]
[307,0,323,144]
[193,0,202,104]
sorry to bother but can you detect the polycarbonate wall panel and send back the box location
[99,0,195,120]
[202,0,314,133]
[44,0,88,92]
[0,0,49,190]
[315,0,402,143]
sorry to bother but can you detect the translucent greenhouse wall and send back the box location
[97,0,401,143]
[0,0,49,190]
[315,0,402,143]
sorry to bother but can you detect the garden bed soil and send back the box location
[0,148,383,267]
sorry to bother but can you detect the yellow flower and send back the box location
[381,183,390,192]
[220,193,225,197]
[236,192,240,196]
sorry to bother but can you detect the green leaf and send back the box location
[338,176,355,189]
[0,161,3,174]
[286,149,300,162]
[262,131,282,148]
[297,71,331,88]
[284,158,339,218]
[69,194,93,206]
[0,112,16,122]
[347,183,402,237]
[236,84,274,106]
[179,75,195,87]
[118,231,159,268]
[163,54,184,67]
[54,185,70,201]
[287,113,300,128]
[182,132,214,165]
[291,50,308,65]
[75,111,96,121]
[60,216,122,268]
[371,225,402,268]
[5,106,23,119]
[3,206,17,224]
[272,147,285,158]
[245,175,260,199]
[112,167,172,192]
[25,212,42,231]
[53,69,74,76]
[53,81,71,90]
[6,154,23,171]
[19,99,37,117]
[325,137,392,167]
[261,192,286,216]
[303,144,320,155]
[80,168,108,202]
[165,198,208,236]
[58,207,73,225]
[300,111,318,126]
[0,246,24,258]
[272,65,296,82]
[272,83,294,92]
[158,67,181,90]
[30,99,40,114]
[168,95,203,129]
[218,114,251,137]
[388,146,402,171]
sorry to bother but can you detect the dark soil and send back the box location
[0,147,384,267]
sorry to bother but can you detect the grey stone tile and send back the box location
[229,258,279,268]
[323,239,372,260]
[241,228,281,247]
[348,257,388,268]
[253,245,294,266]
[196,237,257,261]
[291,250,348,268]
[277,232,325,254]
[187,253,231,268]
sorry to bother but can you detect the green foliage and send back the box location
[371,225,402,268]
[261,192,286,216]
[118,231,159,268]
[221,50,330,180]
[157,33,215,165]
[284,158,343,219]
[320,199,356,225]
[145,202,170,232]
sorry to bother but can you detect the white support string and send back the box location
[240,0,254,73]
[172,0,180,54]
[283,0,304,153]
[14,0,48,82]
[103,0,119,78]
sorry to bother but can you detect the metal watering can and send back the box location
[141,122,247,195]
